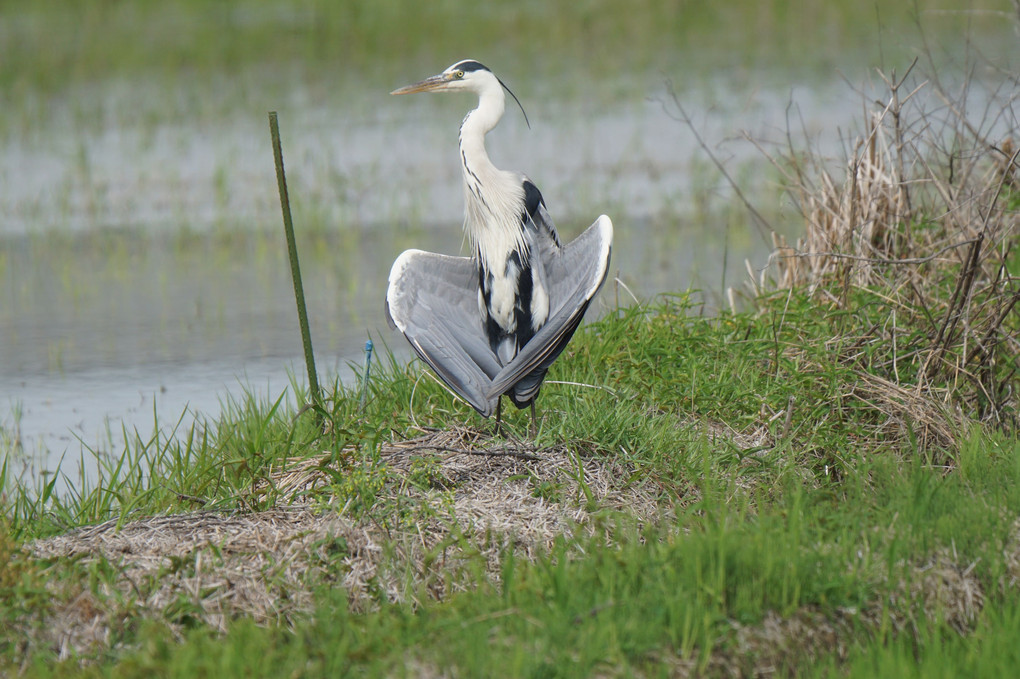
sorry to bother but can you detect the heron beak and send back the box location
[390,73,451,95]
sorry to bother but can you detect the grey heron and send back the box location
[385,59,613,434]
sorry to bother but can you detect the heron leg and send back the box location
[529,401,537,438]
[494,396,503,437]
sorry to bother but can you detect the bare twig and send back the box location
[397,444,540,461]
[771,238,979,266]
[663,81,773,246]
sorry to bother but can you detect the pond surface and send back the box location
[0,22,1013,487]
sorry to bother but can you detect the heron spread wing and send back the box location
[386,249,502,416]
[489,214,613,403]
[390,62,614,429]
[386,216,612,418]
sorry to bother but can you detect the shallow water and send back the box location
[0,38,1013,486]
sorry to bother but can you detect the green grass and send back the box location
[812,601,1020,678]
[8,433,1020,676]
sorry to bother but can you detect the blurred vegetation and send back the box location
[2,0,1011,100]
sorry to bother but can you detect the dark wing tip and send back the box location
[522,180,544,224]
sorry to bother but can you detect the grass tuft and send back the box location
[729,59,1020,454]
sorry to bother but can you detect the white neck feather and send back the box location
[458,84,527,273]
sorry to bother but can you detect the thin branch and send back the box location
[663,81,773,246]
[614,276,640,306]
[545,380,619,397]
[393,445,540,461]
[770,238,979,266]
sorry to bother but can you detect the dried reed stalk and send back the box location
[742,63,1019,445]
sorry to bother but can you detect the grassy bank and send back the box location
[2,283,1019,675]
[3,241,1019,674]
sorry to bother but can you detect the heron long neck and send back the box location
[458,86,504,186]
[458,86,527,270]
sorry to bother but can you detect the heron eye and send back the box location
[456,71,464,79]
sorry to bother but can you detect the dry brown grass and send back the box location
[27,427,667,658]
[736,60,1020,447]
[753,63,1017,290]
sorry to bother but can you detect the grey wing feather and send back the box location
[489,215,613,402]
[386,249,501,417]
